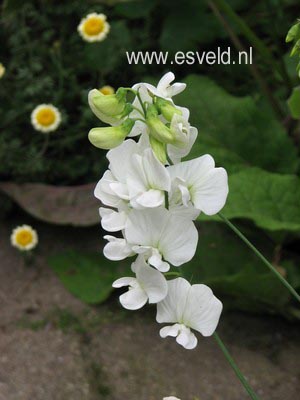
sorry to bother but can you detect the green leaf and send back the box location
[48,251,130,304]
[287,86,300,119]
[183,222,292,315]
[200,167,300,232]
[177,75,298,174]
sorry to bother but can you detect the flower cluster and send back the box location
[89,72,228,349]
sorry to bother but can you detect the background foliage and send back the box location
[1,0,300,317]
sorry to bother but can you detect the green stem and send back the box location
[218,213,300,303]
[136,90,147,117]
[210,0,286,86]
[213,332,261,400]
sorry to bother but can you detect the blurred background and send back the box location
[0,0,300,399]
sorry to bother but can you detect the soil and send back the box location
[0,213,299,400]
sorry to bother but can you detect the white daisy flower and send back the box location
[31,104,61,133]
[78,13,110,42]
[0,63,5,79]
[11,225,38,251]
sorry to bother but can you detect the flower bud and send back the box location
[88,118,134,149]
[286,22,300,43]
[155,97,182,122]
[88,87,127,124]
[146,105,174,144]
[149,135,167,164]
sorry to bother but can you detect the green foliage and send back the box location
[183,222,294,316]
[48,251,130,304]
[287,86,300,119]
[200,168,300,232]
[177,75,298,174]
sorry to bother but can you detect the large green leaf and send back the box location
[200,167,300,232]
[177,75,298,174]
[48,251,130,304]
[183,223,293,315]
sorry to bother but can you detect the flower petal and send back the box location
[94,170,120,207]
[135,189,165,208]
[134,256,168,303]
[176,327,198,350]
[107,139,139,181]
[99,207,127,232]
[184,284,223,337]
[103,235,132,260]
[156,278,191,323]
[119,286,148,310]
[112,277,136,288]
[159,324,181,338]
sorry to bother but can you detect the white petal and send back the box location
[112,277,136,288]
[157,72,175,94]
[148,248,170,272]
[167,82,186,97]
[103,235,132,260]
[107,139,139,181]
[94,170,120,207]
[192,167,228,215]
[156,278,191,323]
[159,215,198,266]
[169,204,200,220]
[110,182,129,200]
[159,324,181,338]
[184,284,223,337]
[163,397,181,400]
[99,207,127,232]
[176,327,198,350]
[168,125,198,164]
[134,257,168,303]
[125,208,168,247]
[119,287,148,310]
[128,120,148,137]
[142,148,170,191]
[135,189,165,208]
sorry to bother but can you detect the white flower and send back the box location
[124,208,198,271]
[11,225,38,251]
[31,104,61,133]
[168,155,228,215]
[112,255,168,310]
[167,113,198,164]
[78,13,110,42]
[95,138,170,218]
[163,397,181,400]
[157,278,223,349]
[0,63,5,79]
[134,72,186,101]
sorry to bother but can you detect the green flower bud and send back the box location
[149,135,167,164]
[146,105,174,144]
[88,118,134,150]
[155,97,182,122]
[88,87,127,124]
[286,22,300,43]
[291,39,300,57]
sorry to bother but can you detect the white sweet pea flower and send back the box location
[95,139,170,218]
[167,113,198,164]
[168,155,228,215]
[112,255,168,310]
[157,278,223,350]
[134,72,186,100]
[124,208,198,272]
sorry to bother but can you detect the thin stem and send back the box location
[213,332,261,400]
[218,213,300,304]
[136,90,147,117]
[207,0,285,119]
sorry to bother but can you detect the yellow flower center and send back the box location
[36,108,56,126]
[99,86,115,95]
[83,17,105,36]
[15,230,34,247]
